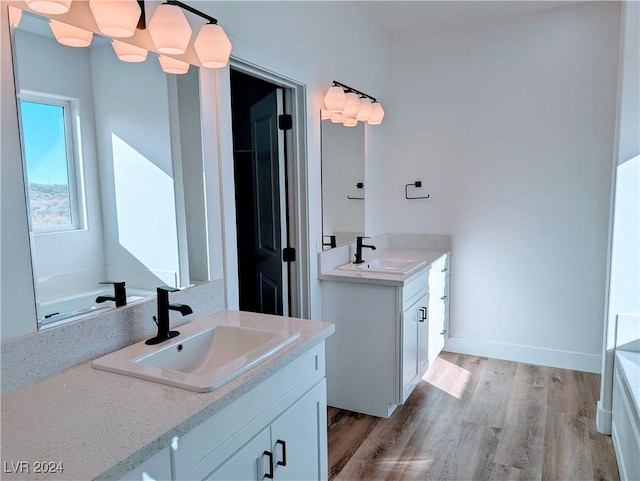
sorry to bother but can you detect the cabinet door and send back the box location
[270,380,328,481]
[401,293,428,403]
[205,428,271,481]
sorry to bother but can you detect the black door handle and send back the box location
[263,451,274,479]
[276,439,287,466]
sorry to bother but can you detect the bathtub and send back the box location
[37,287,155,329]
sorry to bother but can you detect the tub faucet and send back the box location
[95,281,127,307]
[354,236,376,264]
[146,286,193,345]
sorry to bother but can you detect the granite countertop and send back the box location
[0,310,334,481]
[319,248,450,286]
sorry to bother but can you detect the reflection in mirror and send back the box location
[321,119,365,249]
[11,10,209,329]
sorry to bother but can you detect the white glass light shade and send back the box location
[25,0,71,14]
[330,112,344,124]
[356,98,373,122]
[90,0,141,38]
[343,116,358,127]
[320,109,332,120]
[194,23,232,68]
[324,86,346,112]
[148,4,192,55]
[158,55,190,74]
[342,93,360,118]
[8,6,23,28]
[49,20,93,47]
[367,103,385,125]
[112,40,147,62]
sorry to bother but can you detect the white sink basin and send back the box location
[338,257,427,275]
[92,317,301,392]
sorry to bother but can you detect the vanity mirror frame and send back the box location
[1,1,219,340]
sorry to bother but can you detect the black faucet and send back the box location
[354,236,376,264]
[145,286,193,345]
[95,281,127,307]
[323,235,337,249]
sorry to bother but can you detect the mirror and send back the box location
[11,9,209,328]
[320,119,365,249]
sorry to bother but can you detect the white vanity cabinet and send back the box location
[323,252,451,418]
[172,343,327,481]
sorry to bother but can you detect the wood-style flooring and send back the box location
[327,352,619,481]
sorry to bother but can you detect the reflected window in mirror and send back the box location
[19,95,84,232]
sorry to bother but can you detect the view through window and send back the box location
[19,98,78,231]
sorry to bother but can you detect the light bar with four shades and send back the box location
[323,80,384,126]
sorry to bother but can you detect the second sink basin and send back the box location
[92,317,301,392]
[338,257,427,275]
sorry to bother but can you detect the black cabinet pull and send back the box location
[441,295,448,301]
[263,451,274,479]
[419,307,427,322]
[276,439,287,466]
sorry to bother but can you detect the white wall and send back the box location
[13,30,107,303]
[386,2,621,371]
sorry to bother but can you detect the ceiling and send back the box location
[353,1,586,34]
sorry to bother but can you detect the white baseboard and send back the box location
[596,400,612,434]
[444,336,602,373]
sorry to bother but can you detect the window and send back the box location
[18,95,84,232]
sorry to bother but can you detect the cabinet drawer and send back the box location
[402,270,429,311]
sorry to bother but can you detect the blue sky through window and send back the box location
[20,100,70,186]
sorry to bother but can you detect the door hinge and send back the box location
[278,114,293,131]
[282,247,296,262]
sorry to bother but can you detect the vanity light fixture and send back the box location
[324,81,384,126]
[148,3,192,54]
[194,23,232,68]
[320,109,332,120]
[89,0,141,38]
[343,116,358,127]
[8,6,23,28]
[49,19,93,47]
[330,112,345,124]
[367,102,385,125]
[356,98,373,122]
[324,86,347,112]
[111,39,148,62]
[25,0,71,15]
[149,1,232,68]
[158,54,190,74]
